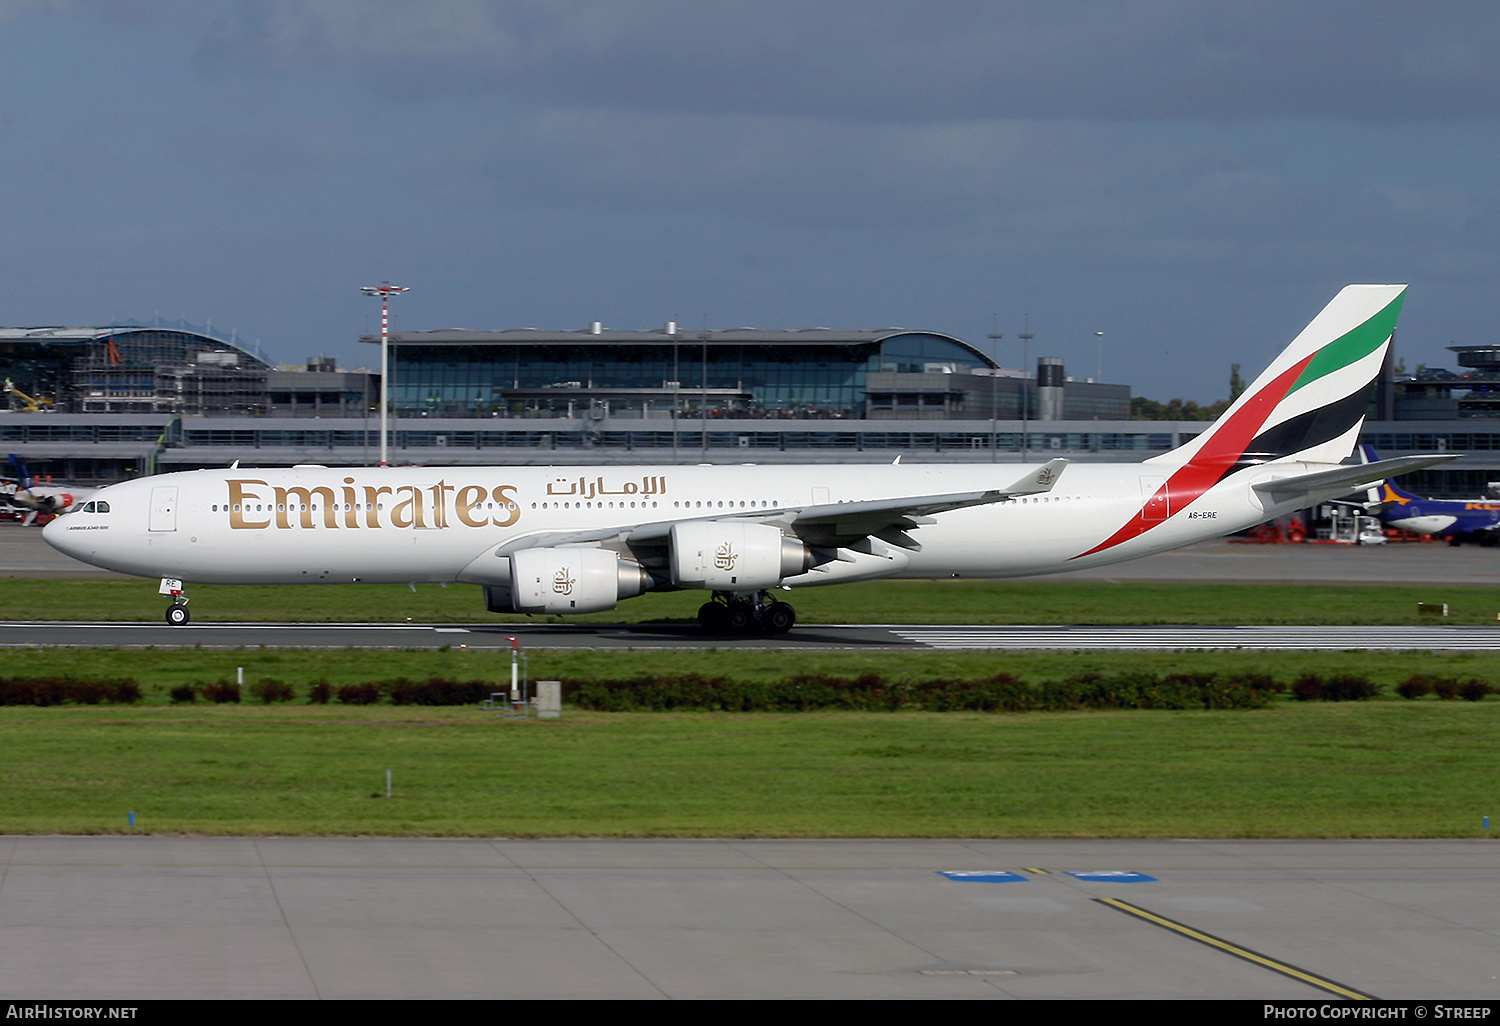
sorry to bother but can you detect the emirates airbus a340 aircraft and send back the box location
[45,285,1450,632]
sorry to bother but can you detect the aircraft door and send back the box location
[149,486,178,532]
[1138,476,1169,522]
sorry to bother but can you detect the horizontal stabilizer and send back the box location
[1252,454,1458,504]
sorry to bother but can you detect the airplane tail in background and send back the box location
[1377,478,1423,507]
[1357,445,1422,506]
[7,454,33,490]
[1148,284,1405,474]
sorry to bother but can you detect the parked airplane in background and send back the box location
[1361,446,1500,545]
[45,285,1452,631]
[5,455,90,525]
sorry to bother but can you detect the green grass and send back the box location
[11,577,1500,625]
[2,702,1496,837]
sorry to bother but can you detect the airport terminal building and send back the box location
[367,324,1127,423]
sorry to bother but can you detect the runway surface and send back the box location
[4,619,1500,650]
[3,836,1497,1000]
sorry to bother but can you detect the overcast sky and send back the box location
[1,0,1496,401]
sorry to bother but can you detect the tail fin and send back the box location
[1377,478,1422,505]
[1359,444,1421,505]
[7,454,31,490]
[1075,286,1413,561]
[1148,284,1405,471]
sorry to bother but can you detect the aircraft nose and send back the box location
[41,513,83,558]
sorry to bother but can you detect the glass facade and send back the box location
[386,332,990,419]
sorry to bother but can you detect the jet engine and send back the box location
[506,547,649,614]
[669,521,809,591]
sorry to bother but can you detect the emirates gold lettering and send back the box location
[454,485,487,528]
[228,479,270,530]
[492,485,520,527]
[342,478,359,529]
[391,485,424,529]
[275,486,337,529]
[431,481,455,529]
[715,542,737,571]
[363,486,392,528]
[228,477,526,531]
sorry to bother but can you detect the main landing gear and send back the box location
[160,577,190,626]
[697,591,796,635]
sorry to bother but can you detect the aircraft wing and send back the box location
[489,458,1068,558]
[776,459,1067,551]
[1252,454,1459,505]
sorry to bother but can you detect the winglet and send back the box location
[1001,458,1067,497]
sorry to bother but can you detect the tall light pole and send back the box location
[1018,316,1034,463]
[1094,331,1104,383]
[986,316,1002,463]
[361,283,409,467]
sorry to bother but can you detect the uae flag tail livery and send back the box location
[1076,284,1407,560]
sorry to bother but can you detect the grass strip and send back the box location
[1,703,1495,837]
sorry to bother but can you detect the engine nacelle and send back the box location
[670,521,809,591]
[507,547,648,614]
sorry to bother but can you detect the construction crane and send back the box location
[3,379,53,412]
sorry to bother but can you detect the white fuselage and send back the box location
[43,461,1304,589]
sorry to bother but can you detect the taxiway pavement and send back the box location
[2,836,1496,1000]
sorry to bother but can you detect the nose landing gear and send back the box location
[159,577,190,626]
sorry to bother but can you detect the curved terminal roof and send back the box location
[362,326,998,370]
[0,325,271,368]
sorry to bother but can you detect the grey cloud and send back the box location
[187,0,1500,122]
[408,106,1485,266]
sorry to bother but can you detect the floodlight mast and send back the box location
[360,283,410,467]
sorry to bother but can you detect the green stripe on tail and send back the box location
[1288,292,1405,395]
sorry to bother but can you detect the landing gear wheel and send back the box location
[764,602,796,634]
[166,604,190,626]
[698,601,729,632]
[726,602,755,632]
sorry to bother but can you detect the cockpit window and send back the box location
[78,502,94,513]
[96,500,109,513]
